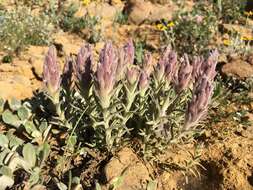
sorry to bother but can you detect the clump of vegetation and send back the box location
[0,40,218,188]
[14,0,44,7]
[160,2,218,55]
[211,0,247,23]
[0,7,53,55]
[59,3,102,43]
[114,11,128,25]
[221,31,253,57]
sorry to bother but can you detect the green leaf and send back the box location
[0,166,13,177]
[0,98,5,113]
[17,106,30,121]
[0,175,14,189]
[110,176,124,190]
[8,98,21,111]
[72,176,80,185]
[56,182,68,190]
[39,121,48,132]
[39,143,50,163]
[2,110,21,128]
[0,134,9,148]
[24,121,41,138]
[147,180,157,190]
[0,149,10,165]
[31,131,42,138]
[67,136,77,149]
[95,182,102,190]
[7,131,23,148]
[9,156,30,172]
[29,167,40,186]
[23,143,36,168]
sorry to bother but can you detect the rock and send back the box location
[127,0,153,24]
[83,2,120,27]
[246,53,253,65]
[104,147,151,190]
[0,45,48,100]
[0,74,33,100]
[158,171,186,190]
[53,32,84,56]
[127,0,178,25]
[84,2,118,20]
[222,58,253,78]
[148,3,176,22]
[21,46,48,78]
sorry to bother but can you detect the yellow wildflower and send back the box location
[83,0,91,6]
[244,11,253,16]
[241,36,253,41]
[167,21,175,27]
[156,23,167,31]
[241,36,249,41]
[223,39,231,46]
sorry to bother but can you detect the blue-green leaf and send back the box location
[23,143,36,168]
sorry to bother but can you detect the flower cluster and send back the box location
[43,46,61,102]
[42,41,218,152]
[156,21,175,31]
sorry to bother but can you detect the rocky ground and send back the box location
[0,0,253,189]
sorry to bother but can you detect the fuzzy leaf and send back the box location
[0,134,9,148]
[0,98,5,113]
[22,143,36,168]
[0,149,9,165]
[68,136,77,148]
[147,180,157,190]
[39,143,50,163]
[0,166,13,177]
[56,182,68,190]
[24,121,41,138]
[39,121,48,132]
[17,106,30,121]
[8,98,21,111]
[110,176,124,190]
[72,177,80,185]
[8,156,30,173]
[7,131,23,148]
[95,182,102,190]
[0,175,14,189]
[2,110,21,127]
[29,167,40,186]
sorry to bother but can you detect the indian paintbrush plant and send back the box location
[40,41,218,157]
[0,40,218,188]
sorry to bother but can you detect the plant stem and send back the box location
[103,109,112,150]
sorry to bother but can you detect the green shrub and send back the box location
[14,0,44,7]
[59,3,101,43]
[0,7,53,55]
[114,11,128,25]
[162,2,218,55]
[211,0,247,23]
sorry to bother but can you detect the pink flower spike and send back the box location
[76,43,93,91]
[116,40,135,81]
[184,76,213,130]
[127,67,140,86]
[43,46,61,95]
[201,49,219,81]
[143,52,153,77]
[96,42,118,108]
[139,71,149,91]
[174,54,193,93]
